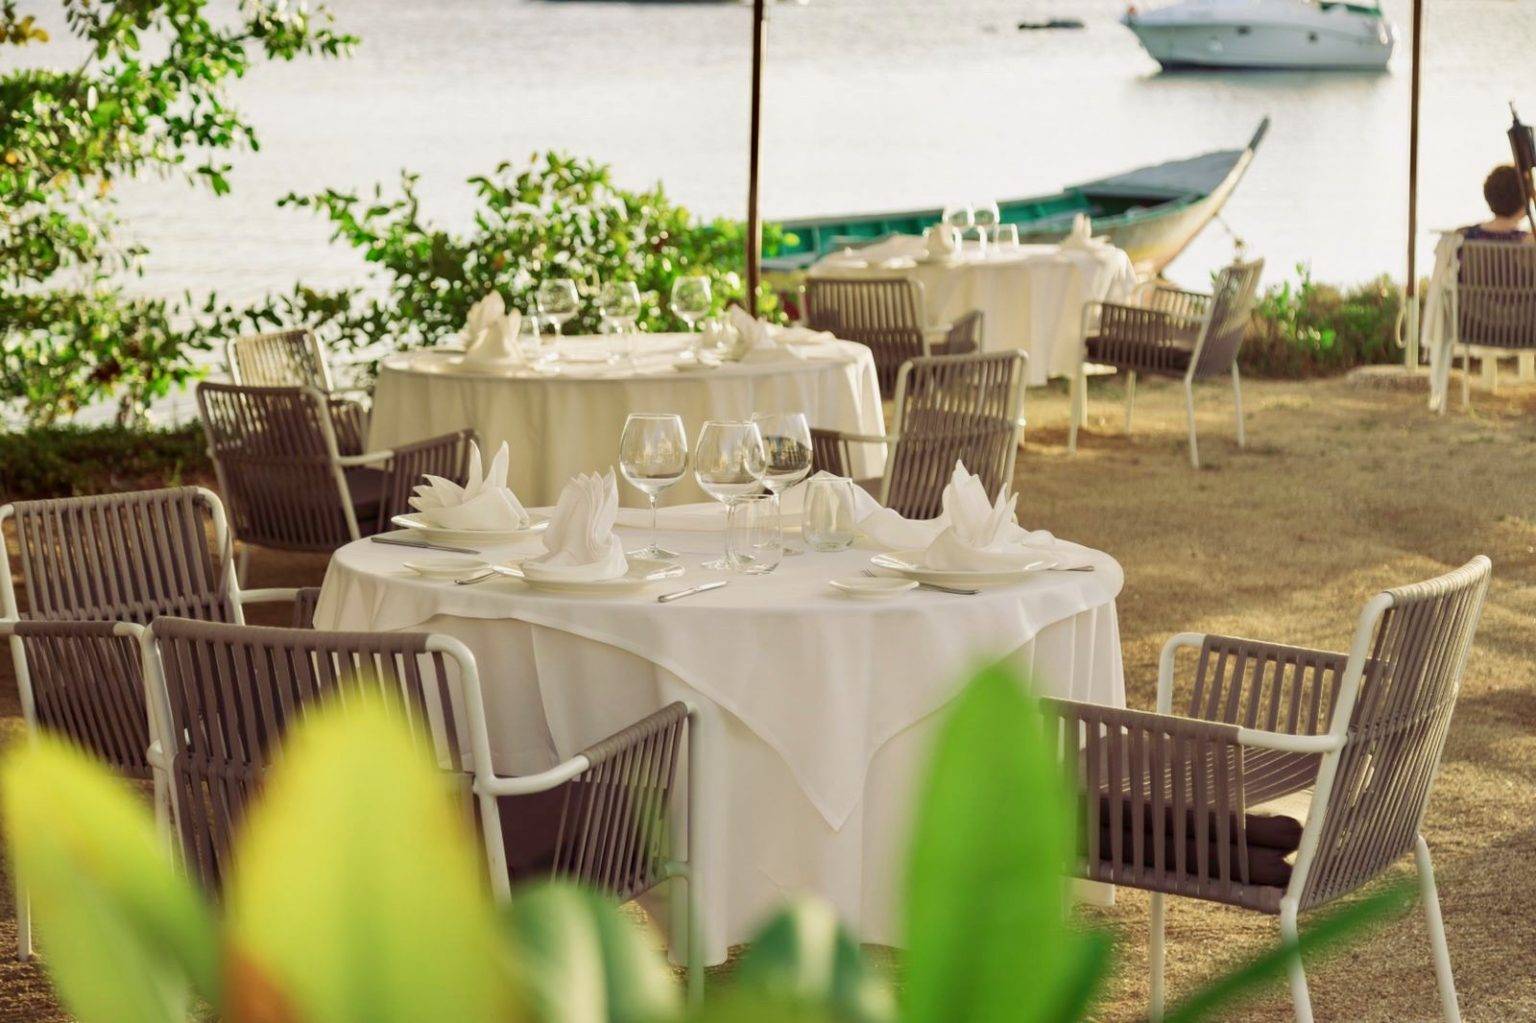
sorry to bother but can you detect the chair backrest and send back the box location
[1456,240,1536,349]
[1190,259,1264,378]
[146,616,471,894]
[227,328,333,391]
[883,351,1028,519]
[805,278,929,395]
[196,382,359,551]
[1,487,238,624]
[1296,556,1491,910]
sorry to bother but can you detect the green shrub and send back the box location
[0,422,209,502]
[1244,264,1403,378]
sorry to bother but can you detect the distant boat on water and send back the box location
[1121,0,1394,70]
[763,118,1271,277]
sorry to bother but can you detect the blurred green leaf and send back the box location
[502,881,680,1023]
[1,736,219,1023]
[223,696,518,1023]
[731,898,894,1023]
[901,664,1098,1023]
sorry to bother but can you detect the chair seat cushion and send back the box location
[344,466,389,528]
[1085,334,1194,374]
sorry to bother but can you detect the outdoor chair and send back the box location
[0,486,308,960]
[810,350,1027,519]
[196,382,475,575]
[141,617,703,1000]
[1040,555,1491,1023]
[1069,259,1264,468]
[1450,240,1536,410]
[804,277,984,395]
[225,328,375,451]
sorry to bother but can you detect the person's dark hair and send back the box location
[1483,164,1528,218]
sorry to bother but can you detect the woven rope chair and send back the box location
[196,382,474,576]
[1070,259,1264,468]
[811,350,1027,519]
[1450,240,1536,410]
[1041,555,1491,1023]
[805,278,984,395]
[225,328,372,453]
[141,617,703,999]
[0,486,307,960]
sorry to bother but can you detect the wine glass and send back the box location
[670,276,713,333]
[618,413,688,560]
[992,223,1021,251]
[598,280,643,362]
[751,411,813,554]
[536,279,580,336]
[941,203,974,235]
[693,419,766,571]
[973,200,1002,239]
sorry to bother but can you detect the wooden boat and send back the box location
[762,117,1270,277]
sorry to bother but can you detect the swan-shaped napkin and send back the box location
[460,292,524,367]
[923,463,1043,571]
[925,223,959,260]
[521,470,629,582]
[727,304,774,358]
[408,441,531,531]
[1060,213,1099,252]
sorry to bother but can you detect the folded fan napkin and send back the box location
[408,441,531,531]
[727,304,773,351]
[1059,213,1102,252]
[460,292,525,367]
[522,470,629,582]
[923,463,1043,571]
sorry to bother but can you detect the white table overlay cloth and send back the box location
[314,517,1126,960]
[809,237,1138,386]
[366,333,886,507]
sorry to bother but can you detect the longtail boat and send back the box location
[763,117,1269,277]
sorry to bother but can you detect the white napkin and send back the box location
[727,304,773,351]
[1059,213,1099,252]
[408,441,531,531]
[460,293,525,367]
[923,463,1044,571]
[925,223,959,260]
[522,470,629,582]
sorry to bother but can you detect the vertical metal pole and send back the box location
[746,0,766,316]
[1405,0,1423,368]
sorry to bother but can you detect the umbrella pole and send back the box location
[746,0,766,316]
[1405,0,1422,369]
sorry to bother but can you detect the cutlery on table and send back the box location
[454,565,686,587]
[372,536,481,556]
[657,581,728,603]
[861,569,978,596]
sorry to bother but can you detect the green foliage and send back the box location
[249,152,789,367]
[0,421,208,500]
[2,667,1412,1023]
[0,0,354,427]
[1246,263,1403,378]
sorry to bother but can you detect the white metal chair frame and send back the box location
[1135,559,1491,1023]
[136,627,705,1003]
[0,488,300,961]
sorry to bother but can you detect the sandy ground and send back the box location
[1,372,1533,1022]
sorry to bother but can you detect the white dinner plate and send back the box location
[390,514,549,546]
[868,549,1057,589]
[829,576,918,599]
[401,555,487,579]
[507,561,686,595]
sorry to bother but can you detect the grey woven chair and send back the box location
[196,382,474,576]
[805,278,984,395]
[810,350,1027,519]
[226,328,333,391]
[1070,259,1264,468]
[141,616,702,999]
[1450,240,1536,410]
[1041,555,1491,1023]
[0,486,307,960]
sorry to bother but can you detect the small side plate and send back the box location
[390,514,549,546]
[829,576,918,599]
[403,556,488,579]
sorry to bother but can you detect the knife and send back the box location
[657,580,728,603]
[372,536,481,555]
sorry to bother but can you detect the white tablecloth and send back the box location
[366,334,885,507]
[809,237,1138,386]
[313,516,1126,961]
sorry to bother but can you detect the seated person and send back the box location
[1460,164,1534,242]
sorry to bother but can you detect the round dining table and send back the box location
[312,512,1127,963]
[809,237,1138,386]
[366,333,886,508]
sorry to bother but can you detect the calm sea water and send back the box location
[27,1,1536,315]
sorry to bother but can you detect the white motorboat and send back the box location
[1121,0,1395,70]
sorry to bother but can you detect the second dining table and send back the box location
[366,332,886,508]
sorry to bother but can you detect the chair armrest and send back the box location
[1158,633,1350,737]
[236,587,303,607]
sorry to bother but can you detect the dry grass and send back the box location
[1,372,1533,1021]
